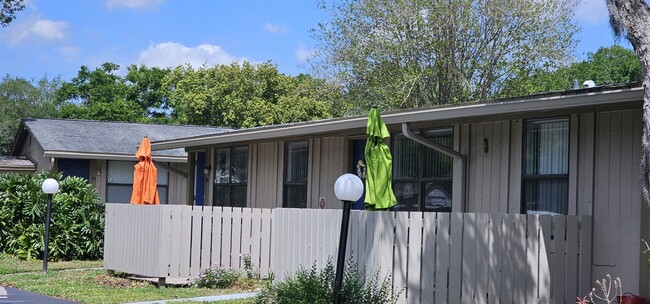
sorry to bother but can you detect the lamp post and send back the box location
[41,178,59,273]
[333,173,364,304]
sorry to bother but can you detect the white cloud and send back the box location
[31,19,67,40]
[295,43,316,63]
[264,22,288,35]
[137,42,243,68]
[106,0,165,11]
[574,0,608,25]
[1,17,68,46]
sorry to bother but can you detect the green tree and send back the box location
[1,0,25,27]
[163,62,337,128]
[311,0,579,111]
[0,75,60,154]
[499,45,642,97]
[56,62,170,122]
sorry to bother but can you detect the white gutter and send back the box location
[401,123,467,211]
[151,86,643,150]
[43,151,188,163]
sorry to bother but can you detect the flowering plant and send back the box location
[195,265,240,289]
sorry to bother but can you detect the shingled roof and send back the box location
[12,118,229,162]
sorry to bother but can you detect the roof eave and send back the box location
[43,151,188,163]
[151,86,644,150]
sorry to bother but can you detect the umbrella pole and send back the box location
[334,200,352,304]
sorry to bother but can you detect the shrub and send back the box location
[256,258,398,304]
[0,172,104,261]
[195,266,241,289]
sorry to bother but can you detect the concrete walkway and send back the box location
[0,286,79,304]
[124,291,259,304]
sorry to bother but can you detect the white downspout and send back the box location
[401,122,467,211]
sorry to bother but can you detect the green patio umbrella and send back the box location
[364,108,397,210]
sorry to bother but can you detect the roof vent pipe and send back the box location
[583,80,596,88]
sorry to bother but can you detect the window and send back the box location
[522,117,569,214]
[283,141,309,208]
[213,146,248,207]
[106,160,168,204]
[392,128,453,212]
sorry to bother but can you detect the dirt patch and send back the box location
[90,273,151,288]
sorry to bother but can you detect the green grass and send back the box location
[0,255,263,304]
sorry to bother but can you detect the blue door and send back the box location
[194,152,206,206]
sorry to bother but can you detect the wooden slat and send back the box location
[578,216,592,297]
[538,216,552,303]
[513,214,526,304]
[435,213,450,304]
[448,213,463,303]
[488,213,503,304]
[220,207,233,268]
[189,206,202,276]
[552,216,566,303]
[200,207,213,271]
[394,212,408,303]
[421,212,436,303]
[259,208,272,277]
[526,215,540,303]
[230,208,243,269]
[462,213,477,303]
[475,213,489,304]
[178,206,193,277]
[241,208,253,270]
[406,212,423,304]
[499,122,511,213]
[565,215,579,300]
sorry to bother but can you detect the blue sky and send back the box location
[0,0,630,82]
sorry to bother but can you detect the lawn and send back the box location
[0,255,260,304]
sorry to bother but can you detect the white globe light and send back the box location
[334,174,364,202]
[41,178,60,194]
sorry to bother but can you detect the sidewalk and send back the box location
[124,291,259,304]
[0,286,80,304]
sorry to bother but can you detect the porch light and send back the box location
[333,173,364,304]
[41,178,59,273]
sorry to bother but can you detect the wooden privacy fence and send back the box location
[104,204,274,280]
[104,205,592,303]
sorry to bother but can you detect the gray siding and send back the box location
[592,109,645,295]
[249,142,282,208]
[308,137,348,209]
[465,121,512,213]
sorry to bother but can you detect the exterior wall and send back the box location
[464,121,513,213]
[247,136,349,209]
[591,109,646,295]
[90,160,107,203]
[308,137,348,209]
[17,133,49,172]
[249,142,282,208]
[167,162,188,205]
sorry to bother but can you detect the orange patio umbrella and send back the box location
[130,136,160,205]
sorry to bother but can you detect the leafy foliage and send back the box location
[256,258,398,304]
[0,75,61,154]
[163,61,339,128]
[195,266,241,289]
[0,172,104,261]
[312,0,579,111]
[499,45,642,97]
[55,63,171,122]
[0,0,25,27]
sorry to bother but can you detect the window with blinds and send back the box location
[213,146,248,207]
[106,160,169,204]
[522,117,569,214]
[283,141,309,208]
[392,128,453,212]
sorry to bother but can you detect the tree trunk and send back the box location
[609,1,650,201]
